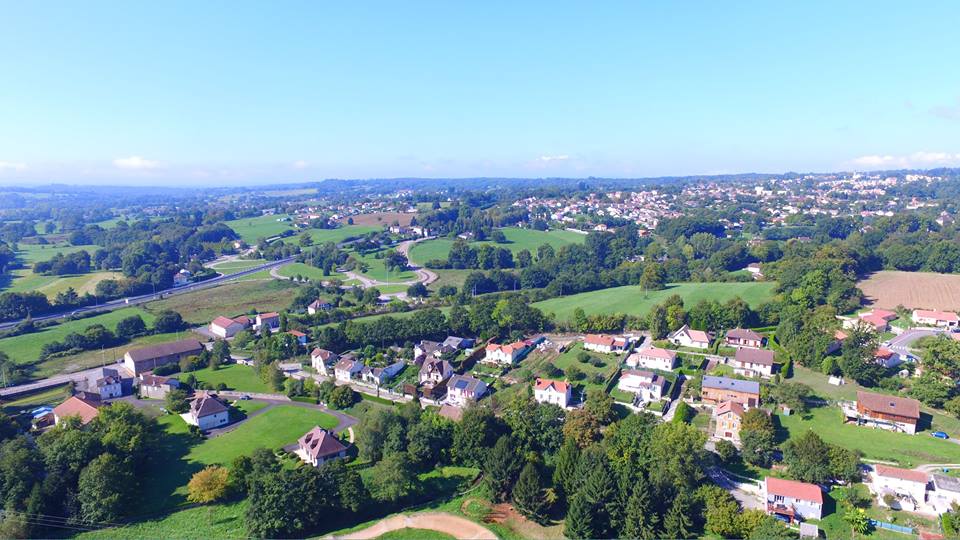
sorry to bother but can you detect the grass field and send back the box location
[375,528,456,540]
[190,364,274,393]
[859,271,960,311]
[354,250,417,282]
[532,281,777,320]
[33,331,183,378]
[276,262,347,281]
[1,384,70,414]
[145,279,301,324]
[75,500,249,540]
[223,214,294,243]
[208,259,267,275]
[14,242,100,265]
[305,225,380,245]
[0,307,156,367]
[408,227,586,265]
[5,269,123,297]
[318,307,451,330]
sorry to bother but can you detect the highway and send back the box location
[0,256,295,331]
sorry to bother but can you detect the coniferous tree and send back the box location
[483,435,522,503]
[563,492,595,540]
[581,459,616,537]
[622,481,658,540]
[553,439,579,503]
[512,462,549,524]
[663,491,694,539]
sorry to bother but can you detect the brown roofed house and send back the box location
[296,426,348,466]
[850,390,921,434]
[726,328,765,349]
[53,393,102,425]
[123,339,204,375]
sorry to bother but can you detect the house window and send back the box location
[774,495,784,503]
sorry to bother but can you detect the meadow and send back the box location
[208,258,267,275]
[190,364,275,393]
[14,242,100,265]
[223,214,294,243]
[305,225,380,245]
[275,262,347,281]
[408,227,586,264]
[532,281,777,320]
[354,250,417,282]
[5,269,123,297]
[144,279,302,324]
[33,331,184,378]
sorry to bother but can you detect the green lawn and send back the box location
[208,259,267,275]
[144,279,301,324]
[275,262,347,281]
[223,214,295,243]
[427,269,475,292]
[532,281,777,320]
[33,331,183,379]
[1,384,70,414]
[375,529,455,540]
[190,364,275,393]
[5,269,124,297]
[778,406,960,467]
[14,242,100,265]
[0,307,156,366]
[354,250,417,282]
[550,342,620,393]
[305,225,380,245]
[408,227,586,265]
[317,307,451,330]
[75,500,249,540]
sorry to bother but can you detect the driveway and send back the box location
[706,466,763,510]
[333,512,496,540]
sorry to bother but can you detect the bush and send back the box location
[327,385,358,409]
[589,357,604,368]
[565,365,584,381]
[715,439,738,463]
[577,352,591,364]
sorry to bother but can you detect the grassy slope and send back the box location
[409,228,586,265]
[223,214,293,243]
[33,331,183,378]
[354,250,417,282]
[305,225,380,245]
[533,281,777,319]
[6,269,123,297]
[209,259,267,275]
[14,243,100,265]
[144,279,301,324]
[275,262,347,281]
[0,307,156,366]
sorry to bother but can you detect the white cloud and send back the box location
[0,161,27,171]
[851,151,960,169]
[537,154,569,162]
[113,156,160,169]
[292,160,309,169]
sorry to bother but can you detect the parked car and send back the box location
[240,395,251,400]
[932,431,949,440]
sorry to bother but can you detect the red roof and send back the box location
[585,334,616,347]
[639,347,677,361]
[860,314,889,329]
[870,309,898,321]
[915,310,959,323]
[211,316,239,329]
[875,464,929,484]
[874,348,894,359]
[834,329,848,340]
[857,390,921,420]
[534,378,570,393]
[53,395,101,424]
[287,330,307,337]
[765,477,823,504]
[716,400,745,417]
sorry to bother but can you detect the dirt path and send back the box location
[334,512,496,540]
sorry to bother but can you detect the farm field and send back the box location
[190,364,275,393]
[33,331,183,378]
[223,214,294,243]
[408,227,586,265]
[858,271,960,311]
[276,262,347,281]
[345,212,414,227]
[5,269,123,297]
[318,307,451,330]
[14,242,100,265]
[354,250,417,282]
[305,225,380,245]
[208,258,267,275]
[144,279,301,324]
[533,281,777,320]
[0,307,155,367]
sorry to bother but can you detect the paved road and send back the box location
[707,466,763,510]
[886,328,946,356]
[0,256,295,330]
[0,364,123,398]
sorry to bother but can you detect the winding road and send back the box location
[333,512,496,540]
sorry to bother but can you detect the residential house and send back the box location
[668,325,712,350]
[845,391,920,434]
[484,339,536,365]
[534,378,572,408]
[725,328,765,349]
[583,334,631,354]
[714,400,745,443]
[912,310,959,328]
[763,477,824,522]
[626,347,678,371]
[334,358,364,382]
[296,426,348,467]
[183,392,230,431]
[826,329,848,354]
[76,367,127,399]
[310,348,338,376]
[415,340,451,360]
[419,358,454,385]
[210,316,247,339]
[173,269,192,287]
[53,393,101,425]
[361,361,405,386]
[286,330,308,346]
[442,336,474,350]
[254,312,281,333]
[307,298,334,315]
[874,348,900,368]
[617,370,666,403]
[870,465,929,512]
[858,313,890,333]
[701,376,761,408]
[732,348,778,378]
[446,375,487,406]
[746,262,764,278]
[123,339,204,375]
[930,474,960,514]
[138,373,180,399]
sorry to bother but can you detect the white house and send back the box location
[138,373,180,399]
[870,465,929,512]
[912,309,959,328]
[310,348,338,376]
[77,367,126,399]
[583,334,631,354]
[419,358,454,385]
[930,474,960,514]
[446,375,487,406]
[254,312,281,333]
[534,378,572,408]
[668,325,711,349]
[296,426,348,467]
[732,348,778,378]
[334,358,364,382]
[763,477,823,523]
[209,316,247,339]
[617,369,666,403]
[182,393,230,431]
[361,361,405,386]
[483,339,534,365]
[307,298,334,315]
[626,347,678,371]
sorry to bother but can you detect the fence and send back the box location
[868,519,913,535]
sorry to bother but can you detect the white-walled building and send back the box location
[534,378,572,408]
[626,347,678,371]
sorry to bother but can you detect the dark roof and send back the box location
[298,426,348,460]
[126,339,203,362]
[735,348,776,366]
[448,374,485,394]
[190,393,228,418]
[857,390,920,419]
[727,328,764,341]
[702,375,760,394]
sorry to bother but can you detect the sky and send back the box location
[1,1,959,185]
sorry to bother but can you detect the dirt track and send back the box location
[334,512,496,540]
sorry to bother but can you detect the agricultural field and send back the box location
[5,269,123,297]
[223,214,294,243]
[275,262,347,281]
[304,225,380,245]
[408,227,586,265]
[144,279,302,324]
[0,307,156,367]
[533,281,777,320]
[858,270,960,311]
[345,212,414,227]
[207,258,267,275]
[14,242,100,265]
[33,331,183,378]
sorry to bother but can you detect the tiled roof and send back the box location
[534,378,569,393]
[298,426,347,460]
[53,395,101,424]
[735,348,776,366]
[875,464,929,484]
[857,390,920,419]
[126,339,203,362]
[727,328,764,341]
[703,375,760,394]
[766,477,823,504]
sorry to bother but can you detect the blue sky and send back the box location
[1,1,959,185]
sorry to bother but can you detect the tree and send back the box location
[187,465,231,504]
[621,478,658,539]
[769,382,813,413]
[407,282,428,297]
[153,310,185,333]
[115,315,147,339]
[640,263,666,291]
[746,514,796,539]
[562,409,601,448]
[648,305,669,339]
[77,453,135,523]
[563,492,595,540]
[700,484,741,538]
[845,506,871,536]
[452,406,501,467]
[782,430,832,484]
[662,490,693,540]
[714,439,737,463]
[581,458,617,537]
[165,388,190,413]
[512,462,549,524]
[366,453,418,503]
[327,385,357,409]
[553,439,580,501]
[647,421,706,492]
[484,436,523,502]
[740,408,776,467]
